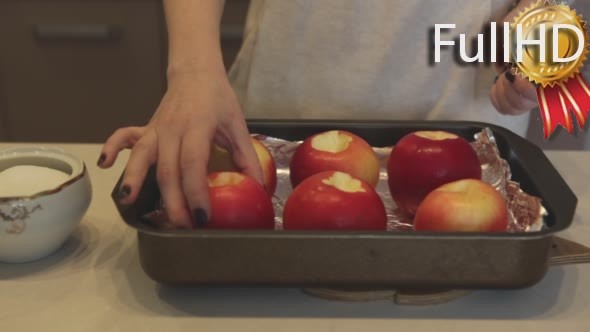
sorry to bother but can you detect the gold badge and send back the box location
[511,1,589,87]
[509,0,590,138]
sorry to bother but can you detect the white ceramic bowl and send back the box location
[0,147,92,263]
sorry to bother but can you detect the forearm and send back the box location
[163,0,226,78]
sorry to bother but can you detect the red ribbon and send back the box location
[536,74,590,139]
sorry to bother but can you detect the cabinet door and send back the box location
[0,1,166,142]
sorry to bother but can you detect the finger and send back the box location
[180,127,214,227]
[99,127,145,168]
[156,131,193,229]
[499,72,538,114]
[228,118,264,186]
[491,77,520,115]
[500,73,537,111]
[510,73,538,101]
[116,130,158,205]
[490,81,502,112]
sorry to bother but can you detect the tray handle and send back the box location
[305,236,590,305]
[549,236,590,265]
[394,237,590,305]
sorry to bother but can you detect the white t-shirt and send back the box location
[228,0,531,137]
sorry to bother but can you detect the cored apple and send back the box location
[414,179,509,232]
[208,137,277,195]
[206,172,275,229]
[387,131,481,216]
[283,171,387,231]
[289,130,380,188]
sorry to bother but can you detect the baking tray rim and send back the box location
[114,119,577,241]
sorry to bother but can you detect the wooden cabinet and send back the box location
[0,0,167,143]
[0,0,250,143]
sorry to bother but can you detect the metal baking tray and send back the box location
[112,120,577,289]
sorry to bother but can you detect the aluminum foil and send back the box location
[145,128,547,233]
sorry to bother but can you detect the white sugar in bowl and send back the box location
[0,147,92,263]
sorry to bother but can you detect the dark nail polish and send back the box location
[97,153,106,166]
[194,208,208,227]
[494,75,499,83]
[505,71,516,83]
[118,185,131,200]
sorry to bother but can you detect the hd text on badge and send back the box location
[432,20,585,65]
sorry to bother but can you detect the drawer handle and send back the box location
[33,24,123,42]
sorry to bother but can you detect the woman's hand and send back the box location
[98,69,263,229]
[490,65,538,115]
[489,0,539,115]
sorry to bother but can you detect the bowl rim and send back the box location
[0,146,87,203]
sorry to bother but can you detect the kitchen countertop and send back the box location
[1,143,589,331]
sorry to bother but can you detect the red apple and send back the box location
[283,171,387,231]
[208,137,277,195]
[289,130,380,188]
[387,131,481,216]
[414,179,509,232]
[207,172,275,229]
